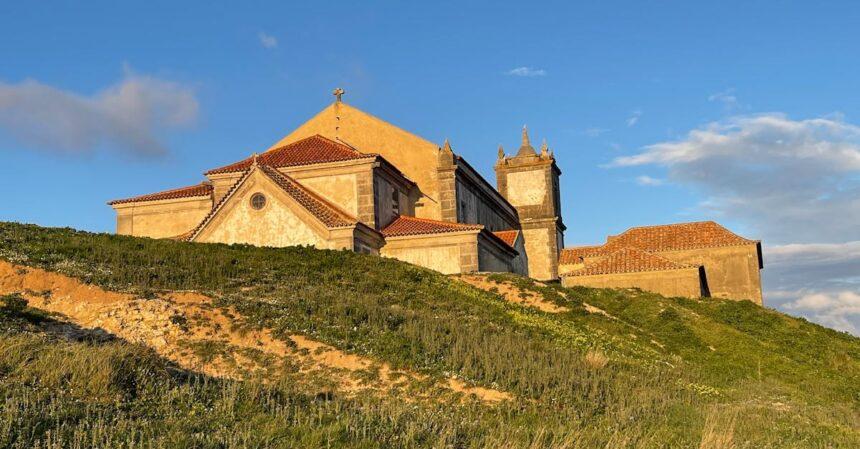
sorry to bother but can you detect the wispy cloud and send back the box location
[708,88,739,110]
[506,67,546,77]
[626,109,642,127]
[635,175,665,186]
[0,69,198,156]
[583,127,609,137]
[258,32,278,49]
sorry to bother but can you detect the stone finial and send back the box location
[333,87,345,103]
[540,139,549,157]
[497,144,505,159]
[441,138,453,154]
[251,152,259,166]
[517,125,537,156]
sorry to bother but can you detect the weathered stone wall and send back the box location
[381,232,479,274]
[114,197,212,239]
[495,157,562,222]
[520,220,561,281]
[291,173,358,216]
[657,245,762,304]
[562,267,705,298]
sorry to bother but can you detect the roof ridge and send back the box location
[562,244,603,251]
[266,134,368,156]
[621,220,716,232]
[108,182,213,205]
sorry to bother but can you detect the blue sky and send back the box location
[1,1,859,333]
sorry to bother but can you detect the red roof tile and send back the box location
[563,247,696,277]
[205,134,376,175]
[603,221,757,252]
[382,216,483,237]
[108,183,212,205]
[492,230,519,248]
[258,164,356,228]
[559,245,606,264]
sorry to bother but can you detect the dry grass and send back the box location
[584,349,609,370]
[699,408,737,449]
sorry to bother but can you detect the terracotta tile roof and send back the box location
[382,216,483,237]
[559,245,606,265]
[604,221,757,252]
[108,183,212,205]
[258,164,356,228]
[205,134,376,175]
[187,163,357,241]
[492,230,519,248]
[563,247,697,277]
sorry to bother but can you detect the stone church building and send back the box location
[109,91,763,303]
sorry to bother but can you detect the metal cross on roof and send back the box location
[333,87,345,102]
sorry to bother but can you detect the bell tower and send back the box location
[495,126,565,280]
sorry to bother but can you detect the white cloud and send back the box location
[610,113,860,243]
[635,175,665,186]
[0,71,198,156]
[258,32,278,49]
[507,67,546,77]
[626,109,642,127]
[784,291,860,334]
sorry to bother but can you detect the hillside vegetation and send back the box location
[0,221,858,448]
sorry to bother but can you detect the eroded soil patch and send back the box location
[458,275,570,313]
[0,260,510,402]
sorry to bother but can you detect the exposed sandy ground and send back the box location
[0,260,510,403]
[458,275,570,313]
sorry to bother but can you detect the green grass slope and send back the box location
[0,222,858,448]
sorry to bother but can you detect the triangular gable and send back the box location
[267,102,443,213]
[267,102,439,155]
[187,164,358,243]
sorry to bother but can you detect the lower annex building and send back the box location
[108,90,763,304]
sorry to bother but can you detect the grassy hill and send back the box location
[0,221,857,448]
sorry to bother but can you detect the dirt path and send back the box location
[0,260,510,403]
[458,275,570,313]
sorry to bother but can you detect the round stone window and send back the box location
[250,193,266,210]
